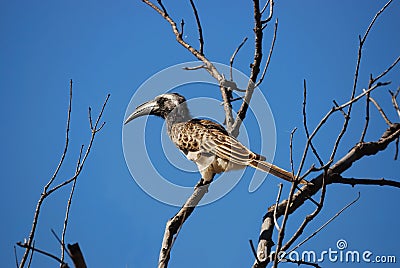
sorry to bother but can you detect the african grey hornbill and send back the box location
[124,93,307,185]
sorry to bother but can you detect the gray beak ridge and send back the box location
[124,100,158,125]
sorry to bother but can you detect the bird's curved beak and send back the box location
[124,100,158,125]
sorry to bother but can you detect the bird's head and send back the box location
[124,93,189,125]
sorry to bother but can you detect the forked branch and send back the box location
[18,82,109,268]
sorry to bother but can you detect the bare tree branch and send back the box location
[231,0,266,137]
[295,81,390,182]
[67,243,87,268]
[256,18,278,88]
[332,175,400,188]
[371,56,400,84]
[182,64,205,71]
[273,183,283,232]
[17,242,68,267]
[230,37,248,81]
[14,246,19,268]
[367,91,392,125]
[60,144,84,264]
[302,80,324,167]
[281,172,326,253]
[249,239,261,265]
[18,83,109,268]
[389,87,400,119]
[158,182,210,268]
[188,0,204,55]
[261,0,274,24]
[18,80,73,267]
[142,0,235,129]
[253,123,400,268]
[284,192,360,258]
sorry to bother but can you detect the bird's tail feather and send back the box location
[249,160,309,185]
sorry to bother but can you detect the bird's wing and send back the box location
[188,119,266,165]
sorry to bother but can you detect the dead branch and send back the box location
[61,144,84,264]
[284,192,360,257]
[230,37,248,81]
[18,80,72,267]
[250,239,261,265]
[67,243,87,268]
[273,183,284,232]
[256,18,278,88]
[158,182,210,268]
[343,0,393,152]
[302,80,324,167]
[230,0,268,137]
[16,242,68,268]
[295,81,390,181]
[281,172,327,253]
[371,56,400,84]
[18,82,109,268]
[253,123,400,268]
[261,0,274,25]
[366,92,392,125]
[389,87,400,119]
[188,0,204,55]
[331,176,400,188]
[142,0,235,129]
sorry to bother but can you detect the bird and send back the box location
[124,93,308,185]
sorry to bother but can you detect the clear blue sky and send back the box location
[1,1,399,267]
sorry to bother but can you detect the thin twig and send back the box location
[361,0,393,44]
[285,192,360,256]
[302,80,324,167]
[273,180,299,267]
[371,56,400,84]
[156,0,168,15]
[332,175,400,188]
[189,0,204,55]
[261,0,274,24]
[182,65,205,71]
[61,144,84,264]
[333,0,393,162]
[230,37,248,81]
[360,78,371,143]
[260,0,270,14]
[333,100,348,118]
[249,240,261,264]
[289,128,297,179]
[366,91,392,125]
[19,81,73,267]
[27,241,34,268]
[230,0,265,137]
[281,172,327,252]
[256,18,278,88]
[179,19,184,38]
[43,80,73,192]
[17,242,68,267]
[296,81,390,180]
[273,183,283,232]
[14,246,19,268]
[389,88,400,119]
[18,88,109,268]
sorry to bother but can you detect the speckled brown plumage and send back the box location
[125,93,309,184]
